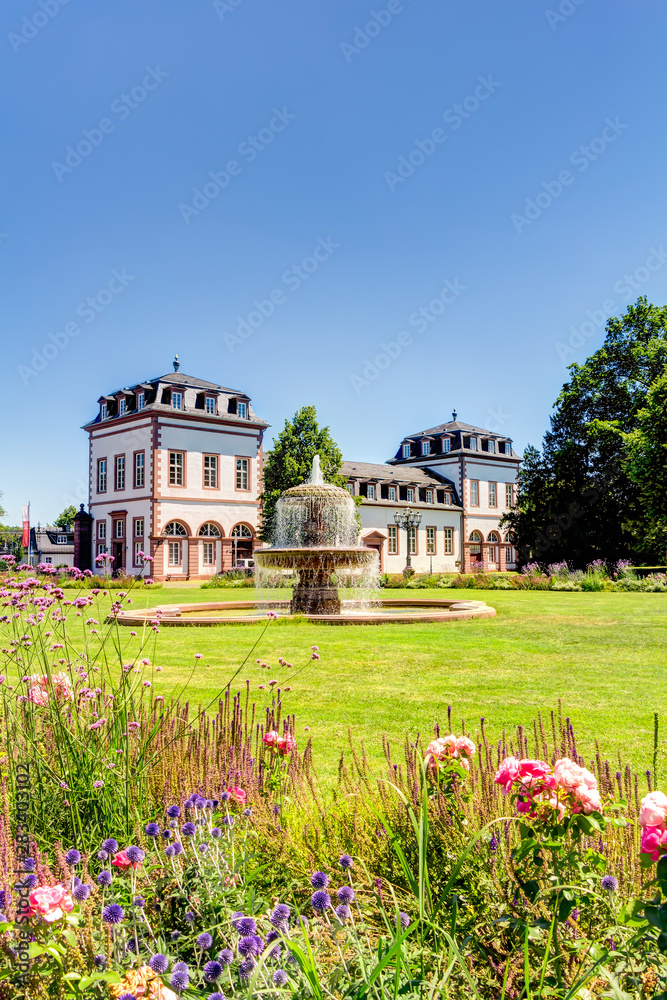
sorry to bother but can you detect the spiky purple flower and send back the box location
[133,896,146,908]
[73,883,91,902]
[311,890,331,912]
[339,854,353,870]
[148,953,169,973]
[236,916,257,936]
[336,885,354,905]
[101,839,118,853]
[273,969,289,986]
[203,959,223,982]
[217,948,234,966]
[166,805,181,818]
[102,903,124,924]
[94,954,106,968]
[398,912,411,930]
[602,875,618,892]
[238,934,263,957]
[197,932,213,949]
[96,871,112,887]
[181,822,196,837]
[270,903,291,928]
[125,846,145,863]
[65,849,81,865]
[211,827,222,838]
[335,903,351,922]
[170,969,189,991]
[239,957,256,980]
[144,823,160,837]
[23,874,38,888]
[22,858,36,871]
[310,871,328,889]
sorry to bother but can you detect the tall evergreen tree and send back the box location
[503,298,667,567]
[259,406,345,541]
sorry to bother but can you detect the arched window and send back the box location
[231,524,253,538]
[198,522,221,537]
[163,521,187,536]
[487,531,500,543]
[469,530,482,556]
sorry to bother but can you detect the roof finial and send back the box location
[173,354,180,372]
[452,407,458,421]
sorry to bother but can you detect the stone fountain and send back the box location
[254,455,377,614]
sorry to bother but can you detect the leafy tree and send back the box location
[53,505,77,529]
[502,298,667,567]
[259,406,346,541]
[621,370,667,560]
[0,493,5,521]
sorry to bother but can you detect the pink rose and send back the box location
[456,736,476,757]
[553,758,598,794]
[277,732,297,754]
[263,731,280,748]
[112,850,140,871]
[572,784,602,815]
[28,685,49,706]
[228,787,246,805]
[494,756,522,794]
[641,824,667,860]
[28,885,74,923]
[517,759,552,784]
[639,790,667,828]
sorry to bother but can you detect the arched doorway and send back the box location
[231,523,254,567]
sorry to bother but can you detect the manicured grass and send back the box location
[103,586,667,782]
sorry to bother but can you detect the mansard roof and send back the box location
[404,419,510,440]
[341,461,455,488]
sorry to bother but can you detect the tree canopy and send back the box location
[53,505,77,529]
[502,298,667,567]
[259,406,345,541]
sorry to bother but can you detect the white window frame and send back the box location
[135,519,144,538]
[469,437,477,451]
[444,527,453,554]
[387,524,398,554]
[422,441,430,456]
[402,444,410,458]
[426,489,433,503]
[98,521,106,540]
[506,483,514,508]
[236,458,249,490]
[100,403,107,420]
[203,454,218,488]
[367,484,375,500]
[137,391,145,410]
[442,438,451,453]
[115,455,125,491]
[408,526,417,555]
[426,526,436,554]
[118,398,126,415]
[97,459,107,493]
[407,488,414,503]
[169,452,184,487]
[134,452,145,489]
[171,391,183,411]
[237,401,247,419]
[470,481,479,506]
[115,520,123,539]
[134,541,144,566]
[168,541,181,566]
[205,396,216,415]
[489,482,497,507]
[388,486,396,502]
[202,541,214,566]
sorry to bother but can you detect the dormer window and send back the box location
[442,438,451,453]
[466,437,477,451]
[205,397,215,415]
[388,486,396,502]
[426,489,433,503]
[100,403,107,420]
[137,392,145,410]
[346,483,354,495]
[367,484,375,500]
[402,444,410,459]
[171,391,183,411]
[237,401,247,419]
[422,441,430,456]
[407,488,414,502]
[118,398,126,416]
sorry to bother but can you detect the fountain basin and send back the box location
[255,546,377,615]
[108,598,497,627]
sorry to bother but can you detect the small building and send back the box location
[30,526,75,568]
[341,461,462,574]
[82,358,268,580]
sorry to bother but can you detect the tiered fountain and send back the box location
[110,455,497,626]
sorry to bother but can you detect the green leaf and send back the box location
[617,899,647,926]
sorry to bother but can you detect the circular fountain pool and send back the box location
[110,598,496,627]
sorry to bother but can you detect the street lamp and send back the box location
[394,508,422,573]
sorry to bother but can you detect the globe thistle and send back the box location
[125,846,145,864]
[203,959,223,982]
[164,845,176,858]
[96,871,112,887]
[336,886,355,905]
[170,930,182,941]
[22,858,36,872]
[23,874,38,889]
[173,961,189,973]
[220,791,230,802]
[211,827,222,838]
[398,912,411,930]
[132,896,146,908]
[230,911,245,928]
[243,807,252,817]
[310,890,331,912]
[335,904,351,922]
[207,994,225,1000]
[148,953,169,973]
[273,969,289,986]
[270,903,291,928]
[236,916,257,937]
[339,854,354,870]
[182,823,196,837]
[239,957,256,980]
[198,842,209,854]
[217,948,234,966]
[238,934,263,957]
[73,883,91,902]
[101,838,119,854]
[195,796,207,809]
[185,911,196,923]
[93,954,106,969]
[144,823,160,837]
[602,875,619,892]
[197,932,213,949]
[162,829,173,840]
[97,850,109,861]
[118,993,137,1000]
[102,903,124,924]
[172,843,184,856]
[166,805,181,818]
[65,849,82,866]
[310,871,328,889]
[170,969,189,992]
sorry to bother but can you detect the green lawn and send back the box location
[104,586,667,782]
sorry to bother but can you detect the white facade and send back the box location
[84,365,267,579]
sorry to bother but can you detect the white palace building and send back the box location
[83,360,520,580]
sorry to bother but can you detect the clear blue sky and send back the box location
[2,0,666,525]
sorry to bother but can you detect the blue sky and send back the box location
[2,0,666,525]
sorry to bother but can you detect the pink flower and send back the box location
[639,790,667,828]
[194,653,203,659]
[228,786,246,805]
[263,730,280,747]
[641,824,667,860]
[28,885,74,922]
[93,780,104,788]
[572,785,602,815]
[553,758,597,794]
[494,756,522,794]
[28,685,49,707]
[278,732,297,754]
[455,736,476,757]
[112,850,141,870]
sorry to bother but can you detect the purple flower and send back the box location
[236,916,257,936]
[339,854,353,870]
[23,874,38,888]
[197,932,213,949]
[310,871,328,889]
[398,912,411,931]
[125,846,145,863]
[102,903,124,924]
[198,842,209,853]
[119,993,137,1000]
[97,871,112,887]
[93,954,106,969]
[172,843,184,856]
[207,994,225,1000]
[185,911,196,923]
[273,969,289,986]
[311,890,331,912]
[217,948,234,966]
[170,970,189,991]
[149,953,168,973]
[243,807,252,817]
[144,823,160,837]
[239,957,256,980]
[270,903,291,928]
[335,904,350,922]
[170,930,182,941]
[97,850,109,861]
[181,822,196,837]
[238,934,263,957]
[336,886,355,905]
[164,845,176,857]
[102,838,119,853]
[173,961,189,972]
[203,959,223,982]
[65,849,82,865]
[602,875,618,892]
[211,827,222,838]
[73,883,91,902]
[133,896,146,908]
[166,805,181,818]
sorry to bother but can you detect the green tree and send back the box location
[259,406,346,541]
[622,370,667,561]
[0,492,6,522]
[53,505,77,529]
[502,298,667,567]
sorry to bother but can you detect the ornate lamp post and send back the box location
[394,508,422,574]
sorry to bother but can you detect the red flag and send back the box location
[21,505,30,548]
